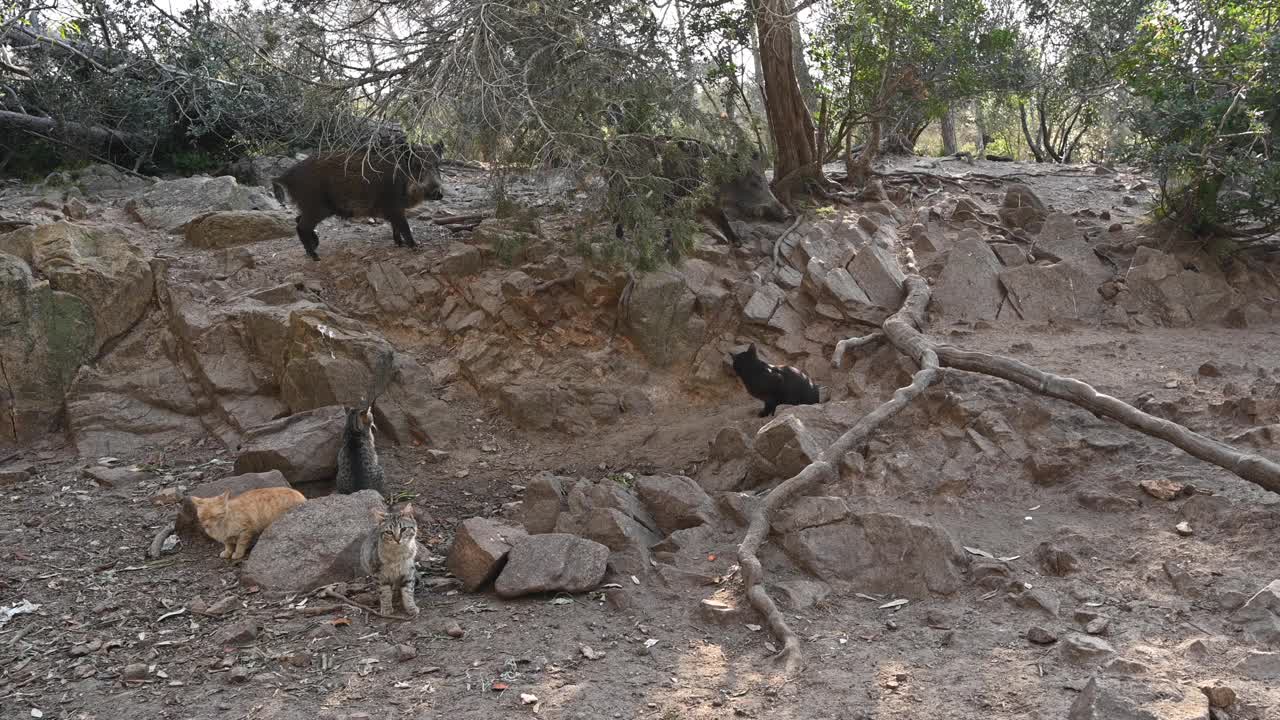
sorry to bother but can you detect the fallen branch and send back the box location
[316,585,409,621]
[431,213,487,226]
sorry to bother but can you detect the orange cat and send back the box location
[190,487,306,562]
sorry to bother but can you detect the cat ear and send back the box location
[360,408,374,427]
[369,506,387,522]
[398,503,414,518]
[747,343,758,356]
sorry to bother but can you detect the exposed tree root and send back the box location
[737,276,939,676]
[740,274,1280,675]
[316,585,410,621]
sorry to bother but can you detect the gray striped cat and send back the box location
[335,406,385,496]
[360,502,419,617]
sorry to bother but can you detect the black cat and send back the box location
[730,343,822,417]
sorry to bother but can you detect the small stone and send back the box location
[227,665,250,684]
[445,621,465,639]
[213,621,262,647]
[1085,617,1111,635]
[1108,223,1122,232]
[121,663,148,683]
[1027,626,1058,645]
[1140,478,1190,501]
[1061,634,1116,665]
[150,487,180,505]
[425,450,451,463]
[1198,363,1221,377]
[1175,521,1194,537]
[1201,685,1236,709]
[1102,657,1151,676]
[1100,210,1111,220]
[1122,195,1138,206]
[395,644,418,661]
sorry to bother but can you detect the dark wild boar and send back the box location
[272,141,445,261]
[609,135,791,247]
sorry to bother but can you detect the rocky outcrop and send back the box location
[126,176,280,233]
[0,253,96,444]
[0,221,153,354]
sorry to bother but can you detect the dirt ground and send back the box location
[2,158,1280,720]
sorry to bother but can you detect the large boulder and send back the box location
[240,489,384,591]
[931,233,1004,323]
[0,253,95,445]
[1067,678,1159,720]
[65,164,154,200]
[222,155,297,188]
[370,354,460,448]
[233,406,346,487]
[998,184,1048,233]
[448,518,528,592]
[621,270,698,367]
[126,176,279,233]
[176,470,291,547]
[494,534,610,598]
[781,511,970,596]
[848,243,906,310]
[0,222,153,354]
[185,211,293,249]
[635,474,716,533]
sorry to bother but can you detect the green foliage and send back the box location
[808,0,1025,151]
[1118,0,1279,233]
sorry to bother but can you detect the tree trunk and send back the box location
[788,0,818,113]
[754,0,820,202]
[0,109,143,154]
[974,98,988,157]
[940,106,958,155]
[1018,102,1045,162]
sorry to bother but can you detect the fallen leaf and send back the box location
[998,555,1021,562]
[643,638,658,648]
[878,599,909,610]
[963,546,995,559]
[520,693,539,705]
[707,554,716,562]
[630,575,640,585]
[764,642,777,653]
[549,597,573,605]
[491,682,509,691]
[745,624,762,632]
[332,617,351,627]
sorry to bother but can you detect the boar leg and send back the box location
[389,212,416,249]
[296,214,323,261]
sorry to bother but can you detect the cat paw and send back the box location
[403,604,420,618]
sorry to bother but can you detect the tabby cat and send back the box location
[335,405,386,496]
[190,487,306,562]
[360,502,420,617]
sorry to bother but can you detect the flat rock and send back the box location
[770,496,850,534]
[621,270,697,367]
[1000,261,1102,322]
[634,474,716,533]
[1061,634,1117,665]
[185,211,293,249]
[998,184,1048,233]
[743,284,784,325]
[447,517,528,592]
[932,234,1004,323]
[1236,650,1280,680]
[240,490,384,592]
[781,511,970,596]
[233,406,345,486]
[1068,678,1159,720]
[773,579,832,610]
[1230,579,1280,647]
[494,534,609,598]
[176,470,290,546]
